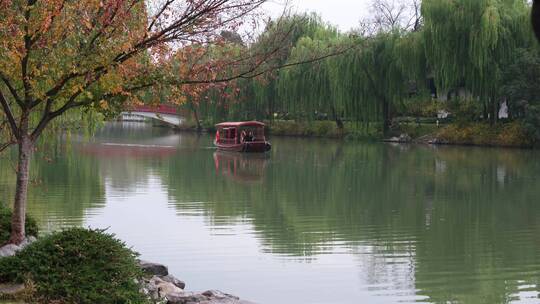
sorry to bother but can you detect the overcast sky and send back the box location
[264,0,372,32]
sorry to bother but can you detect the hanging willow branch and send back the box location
[422,0,531,97]
[532,0,540,41]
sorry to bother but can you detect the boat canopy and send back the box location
[215,121,265,128]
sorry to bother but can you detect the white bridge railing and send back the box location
[119,112,185,127]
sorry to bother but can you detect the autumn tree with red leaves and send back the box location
[0,0,347,245]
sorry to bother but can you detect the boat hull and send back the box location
[214,141,271,153]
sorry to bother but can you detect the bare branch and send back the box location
[0,90,20,138]
[0,73,23,107]
[534,0,540,42]
[147,0,176,32]
[0,142,15,153]
[366,0,420,33]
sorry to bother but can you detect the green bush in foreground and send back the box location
[0,205,39,244]
[0,228,148,304]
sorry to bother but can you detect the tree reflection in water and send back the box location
[1,123,540,303]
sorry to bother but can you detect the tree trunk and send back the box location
[268,81,276,122]
[331,106,344,130]
[190,103,202,132]
[9,135,33,245]
[490,96,498,125]
[382,98,390,136]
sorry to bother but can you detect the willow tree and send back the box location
[534,0,540,41]
[275,25,344,125]
[242,13,335,120]
[322,32,413,135]
[274,29,413,135]
[422,0,532,123]
[268,6,423,135]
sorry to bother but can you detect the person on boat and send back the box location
[245,131,254,142]
[241,130,247,143]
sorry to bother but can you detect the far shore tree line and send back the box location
[181,0,540,139]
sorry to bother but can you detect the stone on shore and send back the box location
[141,275,186,302]
[0,283,26,298]
[166,290,255,304]
[139,260,169,276]
[428,137,449,145]
[152,276,184,297]
[166,291,208,304]
[385,133,412,143]
[136,260,256,303]
[162,274,186,289]
[0,244,20,258]
[0,236,37,258]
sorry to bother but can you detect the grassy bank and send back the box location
[268,120,536,148]
[433,122,533,148]
[266,120,382,140]
[178,119,381,140]
[176,118,535,148]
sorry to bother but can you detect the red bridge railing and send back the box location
[130,105,178,115]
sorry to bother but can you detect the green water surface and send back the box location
[1,122,540,304]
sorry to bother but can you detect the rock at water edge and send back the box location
[161,274,186,289]
[139,260,169,276]
[0,244,21,258]
[0,283,26,297]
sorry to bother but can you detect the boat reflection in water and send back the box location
[213,151,269,184]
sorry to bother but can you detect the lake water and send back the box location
[1,122,540,304]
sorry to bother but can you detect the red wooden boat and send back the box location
[214,121,271,153]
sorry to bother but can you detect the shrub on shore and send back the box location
[436,122,532,147]
[0,205,39,244]
[0,228,148,304]
[267,121,345,138]
[251,120,382,140]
